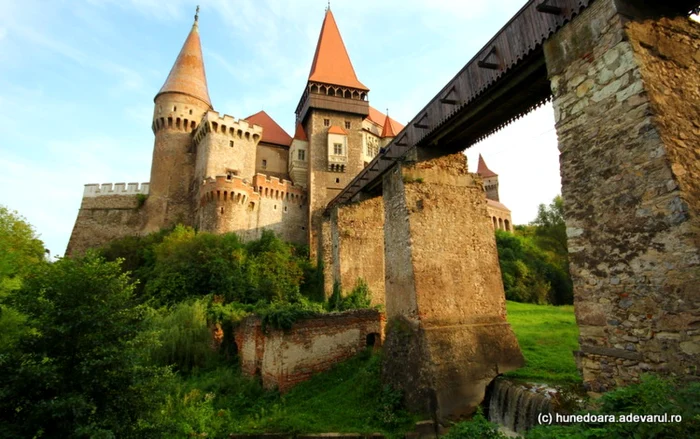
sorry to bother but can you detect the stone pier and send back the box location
[329,196,386,306]
[544,0,700,391]
[381,152,523,422]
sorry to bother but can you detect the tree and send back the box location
[0,205,45,292]
[530,195,568,256]
[0,254,172,438]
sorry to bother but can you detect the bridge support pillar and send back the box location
[381,152,523,422]
[545,0,700,392]
[328,196,386,307]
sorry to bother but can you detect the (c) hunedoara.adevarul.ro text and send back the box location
[537,412,683,425]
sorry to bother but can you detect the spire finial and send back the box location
[326,1,330,11]
[195,5,200,23]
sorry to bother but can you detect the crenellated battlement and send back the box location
[253,174,306,204]
[83,182,150,198]
[193,111,263,146]
[152,115,200,134]
[199,175,260,207]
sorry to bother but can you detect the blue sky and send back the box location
[1,0,566,256]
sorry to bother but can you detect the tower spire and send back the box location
[307,8,368,91]
[155,7,212,107]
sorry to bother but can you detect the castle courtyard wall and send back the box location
[235,310,382,392]
[544,0,700,391]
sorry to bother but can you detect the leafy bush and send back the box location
[327,278,372,312]
[0,253,172,438]
[443,408,507,439]
[526,375,700,438]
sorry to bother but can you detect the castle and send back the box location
[66,7,511,256]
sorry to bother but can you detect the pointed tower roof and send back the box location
[308,9,368,91]
[293,123,308,141]
[156,8,212,107]
[477,154,498,178]
[246,111,292,147]
[381,112,397,138]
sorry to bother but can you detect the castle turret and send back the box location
[146,7,213,231]
[380,111,396,148]
[295,7,370,257]
[477,154,500,202]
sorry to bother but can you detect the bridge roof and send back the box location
[308,9,368,91]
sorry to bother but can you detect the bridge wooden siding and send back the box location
[326,0,592,210]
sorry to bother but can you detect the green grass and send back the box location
[505,300,581,384]
[161,350,415,438]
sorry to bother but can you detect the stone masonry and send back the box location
[381,152,523,422]
[544,0,700,391]
[329,196,385,307]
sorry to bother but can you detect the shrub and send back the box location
[443,408,507,439]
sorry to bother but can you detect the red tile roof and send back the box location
[293,123,308,141]
[381,113,397,138]
[328,125,347,135]
[367,106,404,135]
[308,9,368,91]
[156,20,212,107]
[246,111,292,147]
[477,154,498,178]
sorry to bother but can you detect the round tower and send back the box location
[146,7,213,232]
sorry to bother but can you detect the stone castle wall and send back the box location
[306,109,366,259]
[235,309,382,392]
[66,183,150,256]
[194,111,262,183]
[544,0,700,391]
[197,174,307,244]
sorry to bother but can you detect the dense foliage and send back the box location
[526,375,700,438]
[495,195,573,305]
[0,254,172,438]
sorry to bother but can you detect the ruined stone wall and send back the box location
[330,196,385,306]
[382,153,523,422]
[544,0,700,391]
[66,184,149,255]
[235,310,382,392]
[306,110,366,259]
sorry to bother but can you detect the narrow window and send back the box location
[335,178,340,184]
[323,118,330,127]
[298,150,305,161]
[333,143,343,155]
[229,140,234,147]
[189,109,193,115]
[345,121,351,130]
[173,106,177,112]
[262,159,267,169]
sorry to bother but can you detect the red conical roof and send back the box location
[477,154,498,178]
[246,111,292,146]
[381,112,397,138]
[308,9,368,91]
[294,123,308,141]
[156,17,212,107]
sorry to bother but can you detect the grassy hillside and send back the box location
[505,301,581,384]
